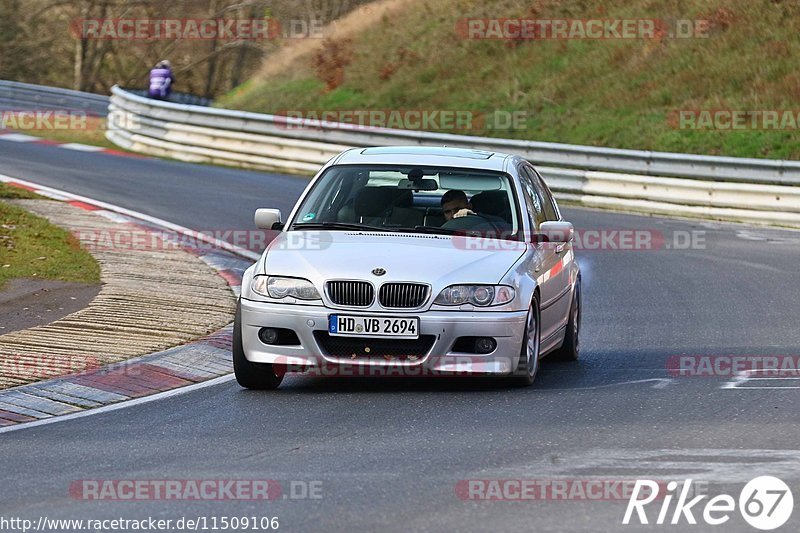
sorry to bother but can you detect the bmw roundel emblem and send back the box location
[372,268,386,276]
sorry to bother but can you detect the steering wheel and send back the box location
[442,213,503,234]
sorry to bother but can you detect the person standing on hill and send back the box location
[148,60,174,100]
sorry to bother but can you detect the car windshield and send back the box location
[290,165,520,238]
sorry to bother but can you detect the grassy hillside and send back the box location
[219,0,800,160]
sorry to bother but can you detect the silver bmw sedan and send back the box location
[234,146,581,389]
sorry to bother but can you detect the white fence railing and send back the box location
[103,85,800,228]
[0,80,109,116]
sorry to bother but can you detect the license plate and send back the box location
[329,315,419,339]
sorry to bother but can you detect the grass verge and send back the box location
[0,186,101,288]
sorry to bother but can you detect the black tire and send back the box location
[233,299,284,390]
[510,293,541,387]
[552,279,581,362]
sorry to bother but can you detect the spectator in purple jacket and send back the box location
[148,60,174,100]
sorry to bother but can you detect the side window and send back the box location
[517,165,546,228]
[526,167,559,221]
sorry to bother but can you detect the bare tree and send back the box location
[4,0,371,98]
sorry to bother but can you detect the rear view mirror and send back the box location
[254,208,282,230]
[398,178,438,191]
[538,221,574,244]
[439,173,502,191]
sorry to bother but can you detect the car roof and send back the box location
[332,146,517,172]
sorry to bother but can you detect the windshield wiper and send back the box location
[409,225,516,239]
[408,225,460,235]
[292,222,466,236]
[291,222,389,232]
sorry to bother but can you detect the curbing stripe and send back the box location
[67,200,101,211]
[0,410,36,423]
[0,391,82,416]
[33,139,61,146]
[0,374,235,434]
[0,133,39,142]
[59,143,106,152]
[146,360,216,381]
[40,382,129,404]
[218,269,244,287]
[70,374,164,397]
[0,401,50,419]
[0,132,142,158]
[4,181,36,192]
[24,386,103,408]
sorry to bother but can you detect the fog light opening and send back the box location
[259,328,280,345]
[475,337,497,354]
[257,327,301,346]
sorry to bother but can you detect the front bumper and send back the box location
[240,299,527,376]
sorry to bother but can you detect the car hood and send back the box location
[261,231,526,287]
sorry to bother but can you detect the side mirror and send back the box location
[538,221,574,244]
[255,208,282,230]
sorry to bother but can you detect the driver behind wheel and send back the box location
[441,190,475,221]
[440,190,509,233]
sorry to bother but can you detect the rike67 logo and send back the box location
[623,476,793,530]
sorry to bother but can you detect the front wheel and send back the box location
[552,278,581,362]
[233,299,284,390]
[510,294,541,387]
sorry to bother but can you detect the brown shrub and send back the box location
[699,7,736,32]
[312,38,354,91]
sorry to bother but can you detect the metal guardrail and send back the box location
[0,80,109,117]
[108,86,800,185]
[104,85,800,228]
[119,87,212,107]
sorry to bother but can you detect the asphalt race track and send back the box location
[2,139,800,532]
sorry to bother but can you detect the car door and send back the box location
[527,165,574,341]
[517,164,563,343]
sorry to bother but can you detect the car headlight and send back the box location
[434,285,515,307]
[251,275,321,300]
